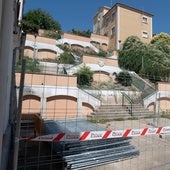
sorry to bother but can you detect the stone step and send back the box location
[89,104,154,120]
[89,113,153,120]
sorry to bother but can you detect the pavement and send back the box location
[88,118,170,170]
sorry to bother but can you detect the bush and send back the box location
[76,65,94,87]
[15,56,41,73]
[116,71,132,86]
[58,52,75,64]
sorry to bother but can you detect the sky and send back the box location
[23,0,170,35]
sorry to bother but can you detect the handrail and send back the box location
[121,92,133,116]
[78,86,102,103]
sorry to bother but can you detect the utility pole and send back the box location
[13,59,26,170]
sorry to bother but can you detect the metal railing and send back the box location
[121,92,133,116]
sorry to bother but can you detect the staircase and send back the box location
[88,104,154,121]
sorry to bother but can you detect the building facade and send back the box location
[93,3,153,50]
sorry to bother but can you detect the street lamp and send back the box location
[33,33,38,60]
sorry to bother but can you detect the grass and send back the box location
[161,114,170,119]
[127,117,138,120]
[15,56,41,73]
[88,117,126,124]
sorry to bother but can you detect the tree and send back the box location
[71,28,91,38]
[150,32,170,45]
[118,35,170,82]
[76,65,94,86]
[118,36,145,73]
[21,9,62,34]
[116,71,132,86]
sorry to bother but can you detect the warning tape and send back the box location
[24,126,170,142]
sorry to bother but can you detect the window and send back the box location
[111,27,115,35]
[105,17,110,25]
[142,31,148,38]
[142,16,148,23]
[112,12,115,19]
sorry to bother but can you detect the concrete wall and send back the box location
[26,34,56,45]
[144,82,170,113]
[16,73,77,87]
[156,82,170,91]
[82,55,118,67]
[0,0,19,169]
[15,73,100,119]
[63,32,90,42]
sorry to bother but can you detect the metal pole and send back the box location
[13,59,26,170]
[142,55,144,69]
[33,34,37,61]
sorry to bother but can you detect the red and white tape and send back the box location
[25,126,170,142]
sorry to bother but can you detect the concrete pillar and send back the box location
[77,89,83,118]
[41,97,47,119]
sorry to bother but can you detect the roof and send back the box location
[93,6,110,19]
[104,3,153,17]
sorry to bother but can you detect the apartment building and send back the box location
[93,3,153,50]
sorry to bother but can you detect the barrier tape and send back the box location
[24,126,170,142]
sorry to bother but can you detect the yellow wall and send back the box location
[15,73,77,87]
[82,55,118,67]
[119,7,152,44]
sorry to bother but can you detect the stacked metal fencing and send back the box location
[44,119,139,170]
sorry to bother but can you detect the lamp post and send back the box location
[33,33,37,61]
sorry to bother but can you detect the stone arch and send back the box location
[22,95,41,114]
[90,41,100,48]
[24,46,34,58]
[158,97,170,113]
[38,49,57,60]
[93,70,110,82]
[101,43,108,51]
[147,102,155,112]
[46,95,77,119]
[82,102,95,117]
[71,44,84,51]
[84,46,95,54]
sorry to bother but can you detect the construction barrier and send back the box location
[23,126,170,142]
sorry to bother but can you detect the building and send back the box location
[0,0,24,169]
[93,3,153,50]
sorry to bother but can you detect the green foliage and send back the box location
[118,36,145,73]
[22,9,61,34]
[76,65,94,86]
[71,28,91,38]
[58,52,75,64]
[15,56,41,73]
[41,30,61,39]
[57,45,83,57]
[116,71,132,86]
[97,49,107,58]
[118,35,170,82]
[21,20,39,34]
[161,114,170,119]
[150,32,170,45]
